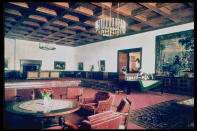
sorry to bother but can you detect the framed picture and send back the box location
[99,60,105,72]
[4,58,8,70]
[78,62,83,71]
[54,61,65,70]
[155,29,194,76]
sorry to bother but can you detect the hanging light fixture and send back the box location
[39,42,56,50]
[95,3,126,37]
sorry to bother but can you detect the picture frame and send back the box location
[78,62,83,71]
[54,61,65,70]
[4,58,8,70]
[99,60,105,72]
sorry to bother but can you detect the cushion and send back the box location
[94,92,109,103]
[116,99,126,112]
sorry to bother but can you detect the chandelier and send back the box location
[39,43,56,50]
[95,3,126,37]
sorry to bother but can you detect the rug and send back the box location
[129,100,194,129]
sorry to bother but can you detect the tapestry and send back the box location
[129,100,194,129]
[155,30,194,77]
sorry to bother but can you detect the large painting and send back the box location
[128,50,141,73]
[54,61,65,70]
[155,30,194,76]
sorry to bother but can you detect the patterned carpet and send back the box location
[129,100,194,129]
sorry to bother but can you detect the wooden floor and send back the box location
[4,79,190,129]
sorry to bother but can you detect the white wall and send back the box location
[4,38,15,70]
[74,22,194,73]
[5,22,194,73]
[4,39,76,71]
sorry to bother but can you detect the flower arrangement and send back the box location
[39,88,54,100]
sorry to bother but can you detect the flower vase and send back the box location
[43,96,50,107]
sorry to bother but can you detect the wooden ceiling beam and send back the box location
[28,15,48,22]
[24,3,75,39]
[84,20,95,26]
[5,2,193,47]
[63,14,79,22]
[9,2,29,8]
[27,3,96,42]
[36,7,57,16]
[5,17,16,22]
[91,2,159,28]
[75,6,94,16]
[52,2,69,8]
[112,3,128,9]
[52,20,68,27]
[5,9,22,16]
[131,9,152,16]
[128,25,141,31]
[25,2,91,41]
[139,3,182,23]
[5,3,50,36]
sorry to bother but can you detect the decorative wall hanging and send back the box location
[4,58,8,70]
[155,29,194,77]
[78,62,83,71]
[54,61,65,70]
[99,60,105,71]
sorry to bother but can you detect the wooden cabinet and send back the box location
[155,76,194,96]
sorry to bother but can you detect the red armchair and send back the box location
[111,97,132,129]
[64,87,83,103]
[80,91,115,114]
[80,111,122,129]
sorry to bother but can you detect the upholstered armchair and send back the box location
[80,111,122,129]
[111,97,132,129]
[63,87,83,103]
[80,91,115,114]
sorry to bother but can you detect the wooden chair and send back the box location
[64,87,83,103]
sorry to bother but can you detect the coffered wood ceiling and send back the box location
[4,2,194,47]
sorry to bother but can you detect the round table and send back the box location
[5,99,80,129]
